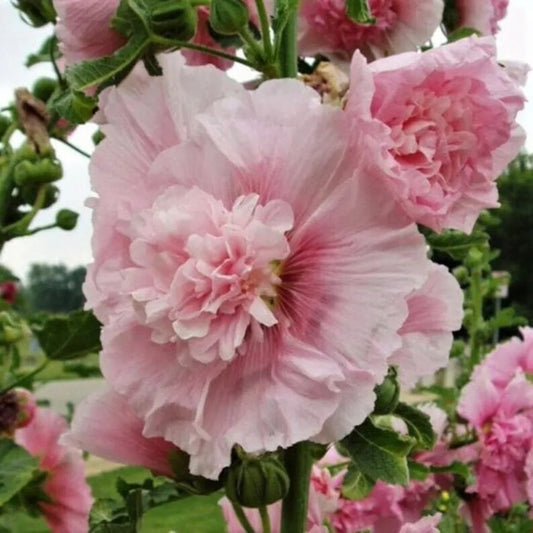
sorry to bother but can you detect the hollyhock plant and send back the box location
[457,329,533,528]
[14,404,92,533]
[454,0,509,36]
[346,36,526,233]
[63,386,176,477]
[298,0,443,61]
[84,52,436,479]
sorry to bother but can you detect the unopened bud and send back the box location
[13,0,56,27]
[32,77,58,103]
[14,159,62,187]
[0,311,25,344]
[56,209,78,231]
[373,367,400,415]
[209,0,249,36]
[225,453,290,508]
[150,0,198,41]
[20,183,59,209]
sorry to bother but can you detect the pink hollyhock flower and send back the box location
[399,513,441,533]
[87,52,430,478]
[346,37,526,233]
[458,337,533,521]
[455,0,509,35]
[14,405,92,533]
[63,386,176,477]
[53,0,125,65]
[298,0,443,61]
[0,388,36,434]
[388,263,464,388]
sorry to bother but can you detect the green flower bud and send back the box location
[452,266,469,284]
[32,77,58,103]
[14,159,62,187]
[56,209,78,231]
[373,367,400,415]
[149,0,198,41]
[13,0,56,27]
[225,454,290,508]
[209,0,249,36]
[92,130,105,146]
[20,183,59,209]
[0,312,25,345]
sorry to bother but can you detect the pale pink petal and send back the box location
[399,513,442,533]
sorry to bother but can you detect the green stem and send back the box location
[468,265,483,372]
[2,184,46,237]
[259,506,271,533]
[277,0,299,78]
[280,441,313,533]
[239,26,266,61]
[255,0,273,60]
[55,137,91,158]
[154,36,256,69]
[0,360,49,394]
[230,501,255,533]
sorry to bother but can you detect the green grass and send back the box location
[7,466,227,533]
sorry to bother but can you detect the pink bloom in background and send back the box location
[0,281,17,304]
[398,514,442,533]
[63,386,176,478]
[458,328,533,526]
[15,405,92,533]
[389,262,464,388]
[347,36,526,233]
[298,0,443,61]
[455,0,509,35]
[53,0,125,65]
[85,52,432,478]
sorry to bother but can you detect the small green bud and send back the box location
[453,266,469,284]
[56,209,78,230]
[225,453,290,508]
[20,183,59,209]
[14,159,62,187]
[373,367,400,415]
[14,0,56,27]
[150,0,198,41]
[0,312,25,344]
[209,0,249,36]
[32,77,58,103]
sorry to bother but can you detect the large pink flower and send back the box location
[455,0,509,35]
[458,330,533,520]
[14,406,92,533]
[346,37,526,233]
[389,263,464,387]
[53,0,125,65]
[64,387,176,477]
[87,52,431,478]
[298,0,443,61]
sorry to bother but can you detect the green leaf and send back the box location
[393,403,436,450]
[32,310,101,360]
[341,463,374,500]
[49,90,97,124]
[426,230,489,260]
[340,419,414,486]
[430,461,474,485]
[487,307,528,330]
[447,27,481,43]
[407,460,430,481]
[66,34,150,92]
[0,440,39,506]
[26,36,59,67]
[346,0,376,24]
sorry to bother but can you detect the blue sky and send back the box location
[0,0,531,279]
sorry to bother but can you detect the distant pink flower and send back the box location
[0,281,17,304]
[347,37,526,233]
[15,406,92,533]
[458,331,533,521]
[0,388,36,435]
[399,514,442,533]
[389,263,463,388]
[455,0,509,35]
[53,0,125,65]
[298,0,443,61]
[64,387,175,477]
[88,52,430,478]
